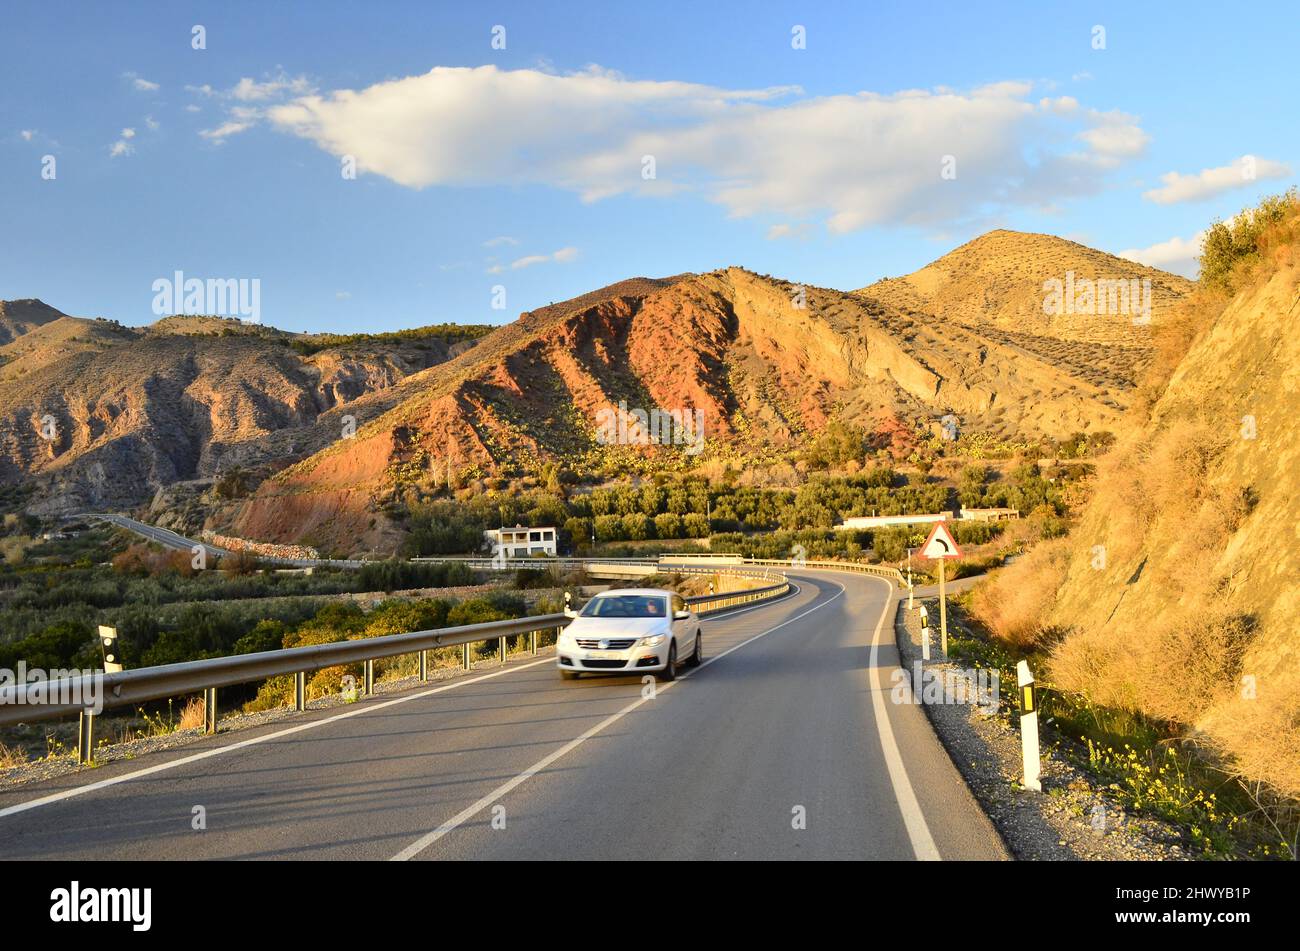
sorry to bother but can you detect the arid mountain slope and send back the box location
[859,229,1193,345]
[0,308,486,514]
[234,265,1155,551]
[0,299,67,345]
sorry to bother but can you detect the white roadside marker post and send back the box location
[906,548,914,610]
[1017,659,1041,792]
[919,605,930,661]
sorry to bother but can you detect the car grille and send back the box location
[580,659,628,669]
[576,638,637,649]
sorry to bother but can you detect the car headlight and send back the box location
[641,634,666,648]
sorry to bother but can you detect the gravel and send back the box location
[895,597,1187,860]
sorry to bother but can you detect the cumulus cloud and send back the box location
[1143,155,1291,204]
[201,64,1148,234]
[1118,231,1205,278]
[194,73,315,142]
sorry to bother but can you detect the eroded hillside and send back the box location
[234,261,1171,552]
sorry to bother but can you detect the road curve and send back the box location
[0,569,1007,860]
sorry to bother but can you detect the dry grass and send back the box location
[968,536,1070,648]
[177,696,206,732]
[0,740,27,769]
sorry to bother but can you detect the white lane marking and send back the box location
[0,658,554,820]
[862,576,941,861]
[390,581,843,860]
[0,584,805,822]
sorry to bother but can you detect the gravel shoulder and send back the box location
[895,596,1188,860]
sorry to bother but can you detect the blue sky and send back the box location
[2,0,1296,334]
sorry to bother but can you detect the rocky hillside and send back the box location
[0,306,490,515]
[973,201,1300,797]
[232,251,1189,553]
[860,229,1193,346]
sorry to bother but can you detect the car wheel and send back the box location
[560,669,580,680]
[686,630,703,667]
[657,641,677,682]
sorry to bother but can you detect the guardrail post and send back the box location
[77,709,94,764]
[419,650,429,682]
[498,636,506,664]
[530,630,538,655]
[463,643,471,670]
[203,687,217,734]
[295,671,306,711]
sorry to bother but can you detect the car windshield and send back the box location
[579,595,668,619]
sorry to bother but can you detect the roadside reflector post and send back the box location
[418,649,428,682]
[462,643,471,670]
[922,624,931,661]
[203,687,217,734]
[294,671,306,711]
[498,636,506,664]
[530,630,538,655]
[77,709,94,764]
[98,624,123,674]
[363,659,374,696]
[1017,660,1041,792]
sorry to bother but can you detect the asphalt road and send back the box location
[0,569,1007,860]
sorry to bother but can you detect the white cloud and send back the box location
[1143,155,1292,204]
[144,115,160,131]
[19,129,35,141]
[109,128,136,157]
[196,74,316,142]
[766,222,811,240]
[125,72,160,92]
[483,236,519,247]
[1118,231,1205,278]
[201,64,1147,234]
[1075,109,1150,165]
[508,246,579,270]
[335,291,351,300]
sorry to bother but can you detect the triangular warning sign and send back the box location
[920,522,962,559]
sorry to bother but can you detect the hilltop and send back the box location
[859,229,1194,346]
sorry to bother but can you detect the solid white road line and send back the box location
[863,576,941,861]
[0,657,554,820]
[389,581,844,860]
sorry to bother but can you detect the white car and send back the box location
[557,588,702,681]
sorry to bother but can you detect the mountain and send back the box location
[859,229,1194,346]
[0,299,67,345]
[0,312,491,515]
[230,253,1191,553]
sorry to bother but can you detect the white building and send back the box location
[485,525,557,558]
[834,513,953,531]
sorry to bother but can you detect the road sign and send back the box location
[919,523,961,656]
[920,522,962,559]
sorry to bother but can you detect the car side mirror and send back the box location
[674,610,691,620]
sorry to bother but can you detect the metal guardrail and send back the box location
[0,562,791,762]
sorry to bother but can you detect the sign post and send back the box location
[919,522,962,658]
